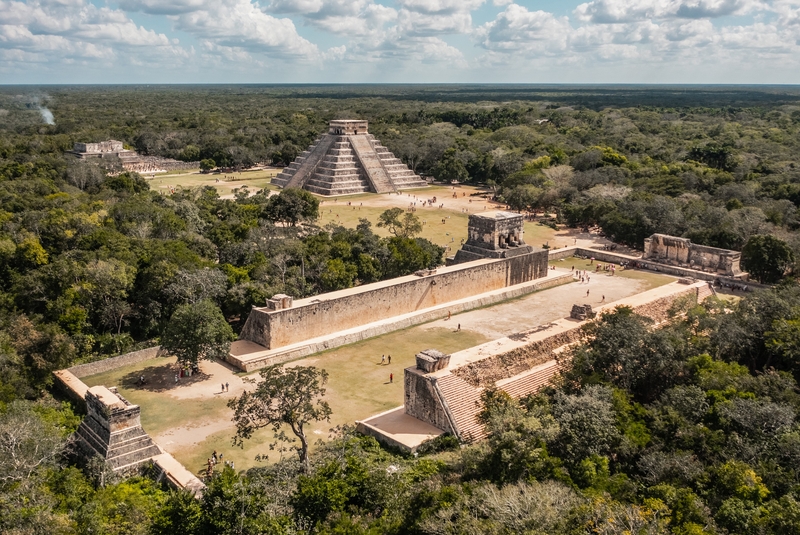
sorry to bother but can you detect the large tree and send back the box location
[228,365,331,472]
[741,234,795,283]
[160,299,235,366]
[262,188,319,227]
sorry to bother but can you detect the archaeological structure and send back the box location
[73,385,162,472]
[643,234,743,277]
[358,280,714,450]
[232,211,553,371]
[67,140,199,174]
[272,120,427,195]
[450,211,534,264]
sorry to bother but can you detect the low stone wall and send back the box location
[230,273,573,372]
[69,346,161,378]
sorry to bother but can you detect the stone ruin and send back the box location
[272,120,427,195]
[67,140,198,175]
[570,304,595,320]
[73,385,161,473]
[415,349,451,373]
[452,211,535,264]
[265,293,293,311]
[643,233,742,277]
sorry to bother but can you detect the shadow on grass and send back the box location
[119,363,211,393]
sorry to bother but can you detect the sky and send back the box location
[1,0,800,84]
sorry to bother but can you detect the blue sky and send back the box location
[1,0,799,84]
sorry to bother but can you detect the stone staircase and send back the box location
[304,139,372,195]
[348,135,396,193]
[435,373,486,442]
[274,135,336,189]
[369,137,427,189]
[496,360,561,400]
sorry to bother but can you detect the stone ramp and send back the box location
[347,134,396,193]
[282,135,337,189]
[496,360,562,399]
[436,373,486,442]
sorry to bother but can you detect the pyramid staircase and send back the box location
[435,373,486,442]
[273,121,426,195]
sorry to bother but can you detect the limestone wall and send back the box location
[240,251,549,350]
[69,346,161,378]
[404,368,455,434]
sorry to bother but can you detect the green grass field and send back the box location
[151,168,281,196]
[82,324,488,474]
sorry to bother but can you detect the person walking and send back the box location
[381,355,385,364]
[221,383,225,393]
[390,373,393,383]
[225,382,229,392]
[387,355,391,364]
[586,289,590,297]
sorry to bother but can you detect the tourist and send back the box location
[174,373,178,383]
[221,383,225,393]
[212,450,217,463]
[390,373,393,383]
[225,382,229,392]
[447,310,451,320]
[457,323,461,331]
[381,354,385,364]
[388,355,391,364]
[586,289,590,297]
[601,295,605,302]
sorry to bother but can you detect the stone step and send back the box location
[436,374,486,442]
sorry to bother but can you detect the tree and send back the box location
[376,207,422,238]
[228,365,332,472]
[741,234,794,283]
[432,147,468,183]
[262,188,319,227]
[160,299,235,366]
[199,158,216,172]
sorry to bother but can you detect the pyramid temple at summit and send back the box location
[272,120,428,195]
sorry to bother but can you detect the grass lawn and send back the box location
[152,168,281,196]
[81,324,488,474]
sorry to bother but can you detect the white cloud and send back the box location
[574,0,764,23]
[0,0,182,67]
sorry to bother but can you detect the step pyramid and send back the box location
[273,120,427,196]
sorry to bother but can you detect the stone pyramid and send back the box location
[273,120,427,196]
[74,386,162,473]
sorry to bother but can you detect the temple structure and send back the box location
[272,120,427,195]
[451,211,534,264]
[643,234,743,277]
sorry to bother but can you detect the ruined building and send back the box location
[272,120,427,195]
[451,211,534,264]
[73,386,161,473]
[643,234,742,277]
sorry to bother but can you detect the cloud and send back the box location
[476,4,572,55]
[395,0,485,15]
[0,0,182,67]
[123,0,320,60]
[574,0,763,23]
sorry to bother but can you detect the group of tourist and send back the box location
[206,449,234,478]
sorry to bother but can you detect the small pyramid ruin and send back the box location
[74,385,162,473]
[273,120,427,195]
